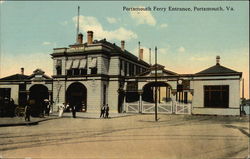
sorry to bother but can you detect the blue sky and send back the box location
[0,1,249,97]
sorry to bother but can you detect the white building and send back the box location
[0,31,242,116]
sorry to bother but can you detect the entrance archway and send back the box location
[142,82,172,103]
[29,84,49,117]
[66,82,87,112]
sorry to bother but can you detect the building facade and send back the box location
[0,31,242,116]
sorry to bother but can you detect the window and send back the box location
[80,69,87,75]
[19,84,27,106]
[89,58,97,75]
[73,69,80,76]
[120,60,123,75]
[67,70,72,76]
[136,66,140,75]
[204,85,229,108]
[56,60,62,75]
[56,66,62,75]
[129,63,134,76]
[124,62,127,76]
[0,88,11,99]
[126,82,138,92]
[90,67,97,74]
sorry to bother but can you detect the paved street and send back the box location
[0,114,249,159]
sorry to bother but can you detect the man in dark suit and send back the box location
[100,104,105,118]
[105,104,109,118]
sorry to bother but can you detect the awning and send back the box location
[66,60,73,70]
[79,59,87,69]
[72,59,80,69]
[89,58,97,68]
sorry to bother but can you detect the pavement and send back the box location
[0,114,249,159]
[0,112,133,127]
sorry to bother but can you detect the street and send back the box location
[0,114,249,159]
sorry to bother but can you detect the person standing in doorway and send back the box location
[105,104,109,118]
[100,104,105,118]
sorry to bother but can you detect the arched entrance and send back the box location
[66,82,87,112]
[140,82,173,113]
[142,82,172,103]
[29,84,49,117]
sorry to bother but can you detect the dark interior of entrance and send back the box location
[29,85,49,117]
[66,82,87,112]
[142,82,171,103]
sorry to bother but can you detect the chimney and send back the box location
[216,56,220,65]
[77,33,83,44]
[21,68,24,75]
[121,40,125,51]
[87,31,93,44]
[139,48,144,60]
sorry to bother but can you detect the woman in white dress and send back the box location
[58,103,65,117]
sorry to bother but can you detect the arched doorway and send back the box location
[142,82,172,103]
[29,84,49,117]
[66,82,87,112]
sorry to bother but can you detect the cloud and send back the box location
[73,15,137,41]
[60,21,68,26]
[130,7,156,26]
[106,17,119,24]
[159,23,168,28]
[0,52,52,78]
[42,42,52,45]
[189,56,212,61]
[178,46,185,53]
[158,48,169,54]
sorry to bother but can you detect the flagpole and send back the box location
[155,46,158,122]
[76,6,80,43]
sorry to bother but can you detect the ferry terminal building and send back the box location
[0,31,242,116]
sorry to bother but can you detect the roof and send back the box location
[196,63,242,76]
[139,64,178,76]
[28,69,52,79]
[0,74,29,81]
[52,38,150,67]
[0,69,52,81]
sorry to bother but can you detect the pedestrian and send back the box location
[44,99,50,116]
[24,104,31,121]
[58,103,65,118]
[100,104,105,118]
[72,105,76,118]
[105,104,109,118]
[46,101,51,116]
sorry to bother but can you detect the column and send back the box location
[123,94,126,113]
[26,91,30,103]
[138,90,143,113]
[171,91,177,114]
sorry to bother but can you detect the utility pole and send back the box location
[76,6,80,43]
[149,48,151,65]
[155,46,158,122]
[138,41,141,60]
[242,78,244,99]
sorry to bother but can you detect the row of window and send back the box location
[67,68,97,76]
[120,60,147,76]
[56,59,147,76]
[56,59,98,76]
[56,67,98,76]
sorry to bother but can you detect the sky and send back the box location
[0,1,249,98]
